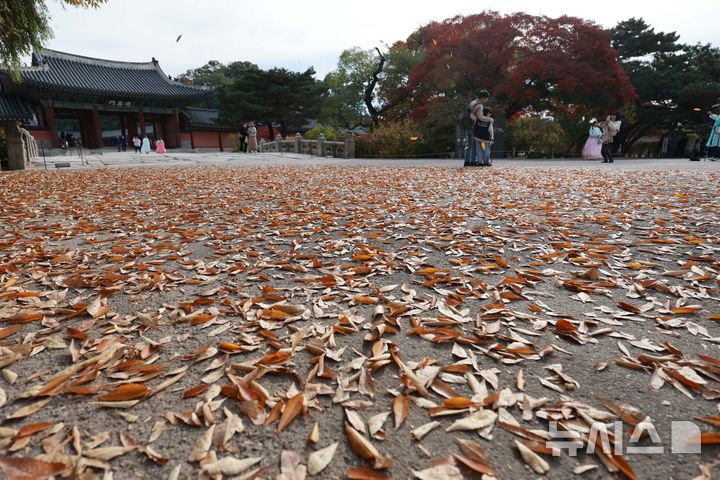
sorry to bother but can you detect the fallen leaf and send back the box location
[307,442,338,475]
[278,394,304,432]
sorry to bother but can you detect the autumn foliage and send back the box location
[396,11,636,120]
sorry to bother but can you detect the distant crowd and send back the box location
[460,91,720,164]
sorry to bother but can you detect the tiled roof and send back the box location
[19,49,210,101]
[0,94,34,122]
[182,108,238,131]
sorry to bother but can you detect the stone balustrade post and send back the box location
[295,133,302,153]
[275,133,283,152]
[4,122,27,171]
[344,134,355,159]
[318,134,325,158]
[259,138,266,152]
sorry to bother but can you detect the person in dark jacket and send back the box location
[239,123,247,153]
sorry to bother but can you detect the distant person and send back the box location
[132,136,141,153]
[461,90,491,166]
[141,136,151,154]
[474,107,494,166]
[581,120,603,160]
[116,135,123,152]
[600,113,621,163]
[705,104,720,160]
[239,123,248,152]
[60,131,68,149]
[155,138,167,154]
[247,123,258,153]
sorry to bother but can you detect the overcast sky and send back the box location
[39,0,720,79]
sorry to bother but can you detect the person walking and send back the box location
[155,138,167,154]
[132,136,142,153]
[116,135,123,152]
[239,123,248,153]
[705,104,720,160]
[247,123,258,153]
[581,120,603,160]
[600,113,621,163]
[474,107,494,166]
[141,136,151,154]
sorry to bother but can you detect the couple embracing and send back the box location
[462,90,494,167]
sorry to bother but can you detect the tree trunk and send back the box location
[267,123,274,139]
[364,48,386,128]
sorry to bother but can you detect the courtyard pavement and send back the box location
[28,150,720,171]
[1,153,719,479]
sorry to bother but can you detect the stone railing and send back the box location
[260,133,355,158]
[2,122,39,170]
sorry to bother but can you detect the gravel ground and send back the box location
[0,162,719,480]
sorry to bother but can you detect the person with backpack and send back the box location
[461,90,492,166]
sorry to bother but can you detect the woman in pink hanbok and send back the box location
[155,139,167,154]
[581,120,603,160]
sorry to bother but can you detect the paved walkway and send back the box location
[27,150,720,171]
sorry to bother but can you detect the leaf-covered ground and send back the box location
[0,165,719,479]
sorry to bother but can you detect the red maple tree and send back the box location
[394,11,636,120]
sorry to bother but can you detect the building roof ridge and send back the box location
[36,48,158,70]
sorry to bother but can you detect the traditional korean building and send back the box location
[0,49,237,155]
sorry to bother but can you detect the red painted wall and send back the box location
[27,129,54,144]
[192,131,218,148]
[189,131,234,149]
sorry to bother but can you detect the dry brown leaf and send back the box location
[307,442,338,476]
[278,394,304,432]
[98,384,149,402]
[188,425,215,463]
[446,410,497,432]
[393,395,410,430]
[0,456,65,480]
[347,466,391,479]
[201,456,262,475]
[279,449,306,480]
[413,464,463,479]
[345,423,392,470]
[515,439,550,474]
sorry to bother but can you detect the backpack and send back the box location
[459,102,474,130]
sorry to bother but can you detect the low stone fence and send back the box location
[260,133,355,158]
[1,122,39,170]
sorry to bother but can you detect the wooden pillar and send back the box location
[90,107,103,148]
[126,114,137,138]
[44,104,60,148]
[190,130,195,149]
[120,115,127,140]
[160,111,181,148]
[138,109,146,136]
[218,131,223,152]
[171,109,181,148]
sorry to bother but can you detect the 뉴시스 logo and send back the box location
[546,420,702,456]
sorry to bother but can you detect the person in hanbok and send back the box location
[141,136,151,154]
[581,120,603,160]
[155,139,167,154]
[705,104,720,160]
[247,123,258,153]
